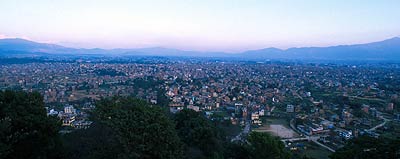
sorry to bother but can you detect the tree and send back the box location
[61,122,124,159]
[224,141,251,159]
[330,136,400,159]
[0,90,62,159]
[174,109,225,158]
[63,96,183,159]
[245,132,291,159]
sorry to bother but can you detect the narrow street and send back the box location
[231,120,251,142]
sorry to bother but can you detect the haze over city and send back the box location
[1,0,400,52]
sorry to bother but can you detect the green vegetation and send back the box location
[380,121,400,140]
[174,109,225,158]
[0,90,63,159]
[329,136,400,159]
[245,132,291,159]
[291,141,331,159]
[1,90,292,159]
[226,132,292,159]
[63,96,183,159]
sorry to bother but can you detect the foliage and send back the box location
[245,132,291,159]
[174,109,225,158]
[61,122,123,159]
[0,90,294,159]
[0,90,62,159]
[224,141,251,159]
[63,96,183,159]
[329,136,400,159]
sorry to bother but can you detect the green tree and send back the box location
[62,122,124,159]
[224,141,251,159]
[0,90,62,159]
[330,136,400,159]
[63,96,183,159]
[245,132,291,159]
[174,109,225,158]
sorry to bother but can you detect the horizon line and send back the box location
[0,36,399,53]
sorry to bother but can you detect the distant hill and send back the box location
[0,37,400,60]
[0,38,227,57]
[0,38,74,54]
[241,37,400,61]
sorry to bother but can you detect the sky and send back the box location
[0,0,400,52]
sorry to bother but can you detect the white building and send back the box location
[286,105,295,113]
[64,105,76,114]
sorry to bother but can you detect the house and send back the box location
[64,105,76,114]
[169,102,184,113]
[361,104,370,114]
[251,112,262,125]
[286,105,295,113]
[47,109,58,116]
[62,115,75,126]
[387,103,394,111]
[259,109,265,116]
[150,99,157,104]
[187,105,200,112]
[310,123,324,134]
[339,130,353,140]
[72,120,93,129]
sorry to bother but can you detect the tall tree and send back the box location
[174,109,225,158]
[64,96,184,159]
[245,132,291,159]
[0,90,62,159]
[330,136,400,159]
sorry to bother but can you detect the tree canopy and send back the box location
[245,132,291,159]
[63,96,183,159]
[0,90,62,159]
[1,90,293,159]
[174,109,225,158]
[329,136,400,159]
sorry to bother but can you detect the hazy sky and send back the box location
[0,0,399,52]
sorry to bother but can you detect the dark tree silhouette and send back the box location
[63,96,183,159]
[330,136,400,159]
[0,90,62,159]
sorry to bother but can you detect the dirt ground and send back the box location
[254,124,298,138]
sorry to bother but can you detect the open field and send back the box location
[254,118,299,138]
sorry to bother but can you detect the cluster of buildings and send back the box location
[1,59,400,148]
[47,104,92,129]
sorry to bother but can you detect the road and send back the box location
[287,119,336,152]
[281,135,336,152]
[270,106,276,112]
[368,114,390,131]
[311,137,336,152]
[231,120,251,142]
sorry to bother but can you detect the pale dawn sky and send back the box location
[0,0,399,52]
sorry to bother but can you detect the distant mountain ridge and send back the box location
[0,37,400,60]
[242,37,400,60]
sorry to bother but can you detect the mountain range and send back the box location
[0,37,400,61]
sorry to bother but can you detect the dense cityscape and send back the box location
[1,57,400,158]
[1,1,400,158]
